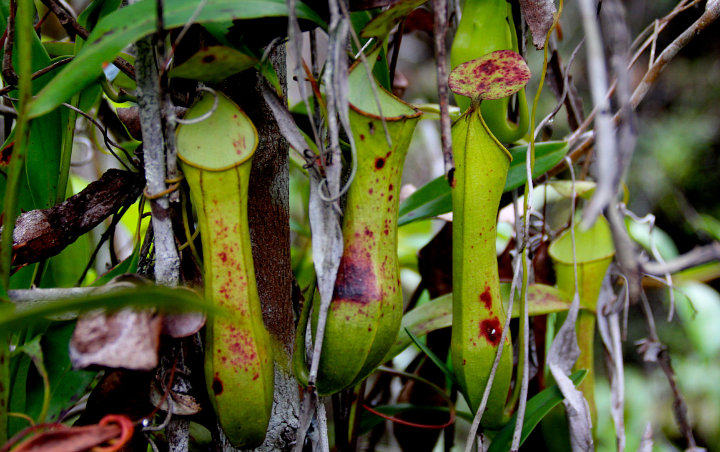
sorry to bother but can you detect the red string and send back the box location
[361,403,455,430]
[91,414,135,452]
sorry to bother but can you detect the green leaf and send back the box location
[674,282,720,359]
[0,4,64,210]
[397,176,450,226]
[501,283,573,318]
[16,335,50,423]
[406,328,459,388]
[387,295,452,360]
[77,0,124,29]
[387,284,572,360]
[672,261,720,285]
[90,248,140,287]
[169,46,258,83]
[626,219,678,260]
[360,0,427,39]
[2,286,213,333]
[505,141,569,192]
[42,322,96,422]
[39,232,93,288]
[8,351,32,435]
[695,213,720,242]
[29,0,325,118]
[42,41,76,58]
[398,141,569,225]
[487,370,587,452]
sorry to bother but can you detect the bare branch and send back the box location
[630,2,720,108]
[134,36,180,287]
[432,0,455,186]
[643,242,720,276]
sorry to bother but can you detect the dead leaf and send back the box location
[8,415,132,452]
[161,312,205,338]
[546,293,594,452]
[70,308,161,370]
[520,0,557,49]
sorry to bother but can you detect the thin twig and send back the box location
[534,39,584,139]
[2,0,18,86]
[433,0,455,186]
[76,204,131,285]
[636,292,699,450]
[60,102,136,170]
[0,57,73,96]
[630,1,720,108]
[643,242,720,276]
[39,0,136,79]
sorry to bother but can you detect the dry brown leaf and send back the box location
[70,307,162,370]
[161,312,205,338]
[520,0,557,49]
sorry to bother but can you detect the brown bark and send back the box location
[2,169,143,267]
[220,48,293,353]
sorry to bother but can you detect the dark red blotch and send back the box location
[479,318,502,346]
[212,376,224,395]
[333,245,379,304]
[0,142,14,165]
[479,286,492,310]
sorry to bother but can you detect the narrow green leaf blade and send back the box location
[2,285,212,332]
[405,328,459,387]
[388,285,571,360]
[387,294,452,360]
[487,370,587,452]
[361,0,427,39]
[398,141,569,226]
[42,322,96,422]
[505,141,569,192]
[29,0,325,118]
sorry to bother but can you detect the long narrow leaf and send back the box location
[2,286,213,332]
[487,370,587,452]
[406,328,459,387]
[398,141,568,226]
[387,285,572,360]
[29,0,325,118]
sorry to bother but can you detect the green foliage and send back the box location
[29,0,325,118]
[398,141,569,225]
[0,0,718,450]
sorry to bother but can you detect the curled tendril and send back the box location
[317,142,357,203]
[92,415,134,452]
[175,87,219,125]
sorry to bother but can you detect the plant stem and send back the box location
[511,2,564,449]
[134,35,179,287]
[0,0,34,441]
[432,0,455,186]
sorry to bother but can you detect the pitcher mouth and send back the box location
[346,49,422,122]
